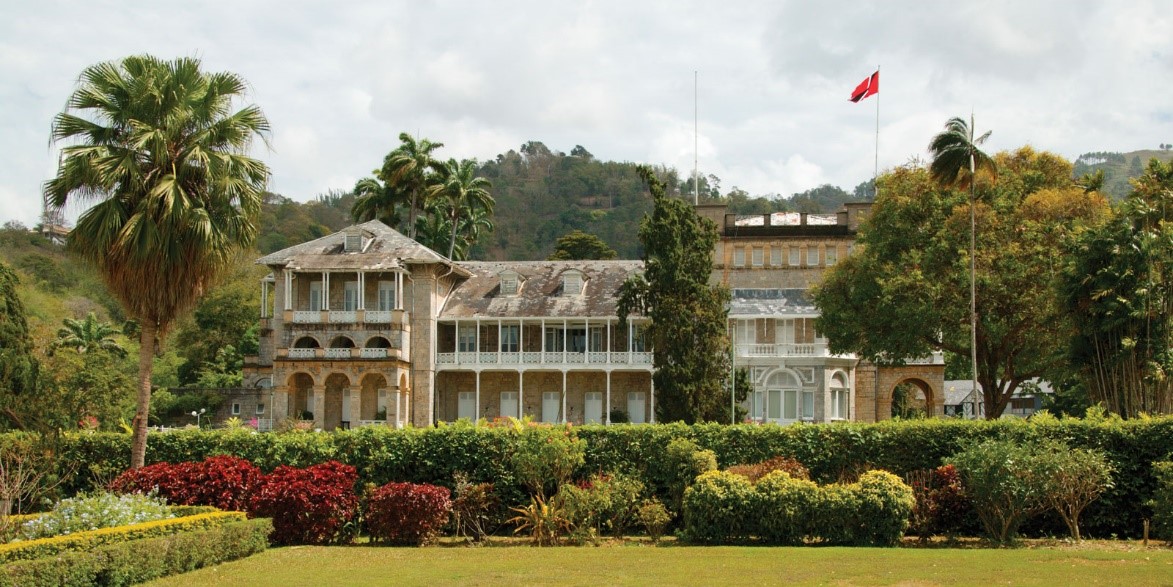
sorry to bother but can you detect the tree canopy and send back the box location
[44,55,270,467]
[814,147,1109,418]
[618,166,736,423]
[547,230,617,261]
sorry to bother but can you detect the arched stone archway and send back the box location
[359,373,387,424]
[879,376,940,419]
[854,362,946,422]
[286,372,314,420]
[323,372,350,430]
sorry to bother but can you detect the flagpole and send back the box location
[874,65,880,199]
[694,70,699,206]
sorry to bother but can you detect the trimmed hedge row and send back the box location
[682,470,914,545]
[0,518,270,587]
[0,511,247,565]
[21,416,1173,538]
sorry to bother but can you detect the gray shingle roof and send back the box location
[440,260,645,319]
[254,220,468,275]
[729,288,816,317]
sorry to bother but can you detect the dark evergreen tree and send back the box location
[0,261,39,430]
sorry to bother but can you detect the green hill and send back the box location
[1073,148,1173,198]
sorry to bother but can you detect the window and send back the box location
[767,389,782,419]
[751,247,764,267]
[458,325,477,352]
[343,281,358,311]
[831,389,849,419]
[568,328,587,353]
[783,389,798,420]
[733,247,746,267]
[806,246,820,266]
[377,280,396,311]
[788,246,800,266]
[500,270,520,295]
[542,391,561,422]
[309,281,323,311]
[801,390,814,420]
[776,319,795,344]
[231,403,241,415]
[631,324,648,352]
[544,328,565,352]
[562,271,583,295]
[736,320,755,345]
[500,391,518,419]
[500,324,520,352]
[584,392,603,424]
[825,246,838,266]
[344,233,364,252]
[458,391,476,420]
[627,391,646,424]
[770,246,782,266]
[589,326,604,352]
[256,403,265,415]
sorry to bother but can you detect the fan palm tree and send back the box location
[382,133,444,239]
[928,114,996,412]
[44,55,270,467]
[51,312,126,357]
[428,158,494,258]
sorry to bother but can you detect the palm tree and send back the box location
[351,175,405,227]
[928,115,996,416]
[382,133,444,239]
[44,55,270,467]
[51,312,126,357]
[428,158,494,258]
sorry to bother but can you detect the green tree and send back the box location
[618,166,734,423]
[1061,159,1173,417]
[50,312,126,357]
[547,230,618,260]
[381,133,444,239]
[0,262,39,430]
[173,268,260,385]
[350,174,405,228]
[44,55,270,467]
[427,158,494,259]
[929,115,997,409]
[814,149,1108,418]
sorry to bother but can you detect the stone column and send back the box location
[312,384,326,429]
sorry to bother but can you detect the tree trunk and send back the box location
[448,210,459,259]
[130,321,155,468]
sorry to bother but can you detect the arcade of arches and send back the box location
[277,366,410,430]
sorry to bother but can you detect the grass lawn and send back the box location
[146,541,1173,586]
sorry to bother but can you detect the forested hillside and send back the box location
[1073,147,1173,198]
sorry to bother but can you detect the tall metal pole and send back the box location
[694,70,699,205]
[874,65,880,199]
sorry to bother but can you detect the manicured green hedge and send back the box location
[0,518,270,587]
[15,416,1173,538]
[0,511,247,565]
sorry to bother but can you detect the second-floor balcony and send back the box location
[436,350,653,368]
[289,309,407,325]
[736,342,839,358]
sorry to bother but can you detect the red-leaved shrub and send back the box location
[249,460,360,545]
[906,464,971,538]
[109,456,261,511]
[365,482,452,546]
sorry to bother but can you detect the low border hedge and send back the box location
[0,517,271,587]
[0,511,246,565]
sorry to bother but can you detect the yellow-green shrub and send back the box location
[681,471,756,544]
[754,471,819,545]
[0,511,246,565]
[0,518,270,587]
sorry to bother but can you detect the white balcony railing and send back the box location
[365,310,393,323]
[292,311,319,324]
[360,348,389,359]
[736,343,829,358]
[436,350,653,367]
[324,348,352,359]
[328,310,357,323]
[288,348,317,359]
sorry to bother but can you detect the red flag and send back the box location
[850,71,879,103]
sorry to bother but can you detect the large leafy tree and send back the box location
[350,174,405,228]
[548,230,617,261]
[814,148,1108,418]
[0,262,39,430]
[50,312,126,357]
[929,115,997,404]
[1061,159,1173,417]
[427,158,494,259]
[618,166,736,423]
[44,55,270,467]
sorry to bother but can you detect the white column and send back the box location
[540,319,546,364]
[563,319,568,364]
[322,271,329,311]
[284,270,292,311]
[475,317,481,365]
[358,271,365,310]
[562,370,568,424]
[605,371,612,425]
[397,271,404,310]
[497,319,502,364]
[519,371,525,419]
[628,322,633,364]
[475,371,481,425]
[585,317,590,360]
[650,376,656,424]
[455,319,460,364]
[606,319,611,363]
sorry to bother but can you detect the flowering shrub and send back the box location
[109,456,261,511]
[637,499,671,542]
[451,474,500,542]
[248,460,359,545]
[906,464,971,539]
[19,493,173,540]
[364,482,452,546]
[508,422,585,498]
[556,473,645,538]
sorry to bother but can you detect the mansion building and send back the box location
[243,203,944,430]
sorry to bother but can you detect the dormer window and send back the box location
[499,270,521,296]
[562,270,584,296]
[344,228,367,253]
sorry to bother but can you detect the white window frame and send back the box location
[831,388,849,420]
[256,403,265,415]
[544,328,565,352]
[499,391,518,419]
[458,391,476,420]
[458,325,477,353]
[377,280,396,311]
[309,281,323,311]
[627,391,647,424]
[584,391,603,424]
[801,390,814,420]
[806,246,820,267]
[751,247,764,267]
[542,391,561,423]
[788,246,801,267]
[500,324,520,353]
[343,280,359,311]
[733,247,746,267]
[231,402,241,416]
[770,246,782,267]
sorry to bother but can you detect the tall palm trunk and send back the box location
[970,146,980,418]
[131,322,156,468]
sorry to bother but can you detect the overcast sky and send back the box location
[3,0,1171,226]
